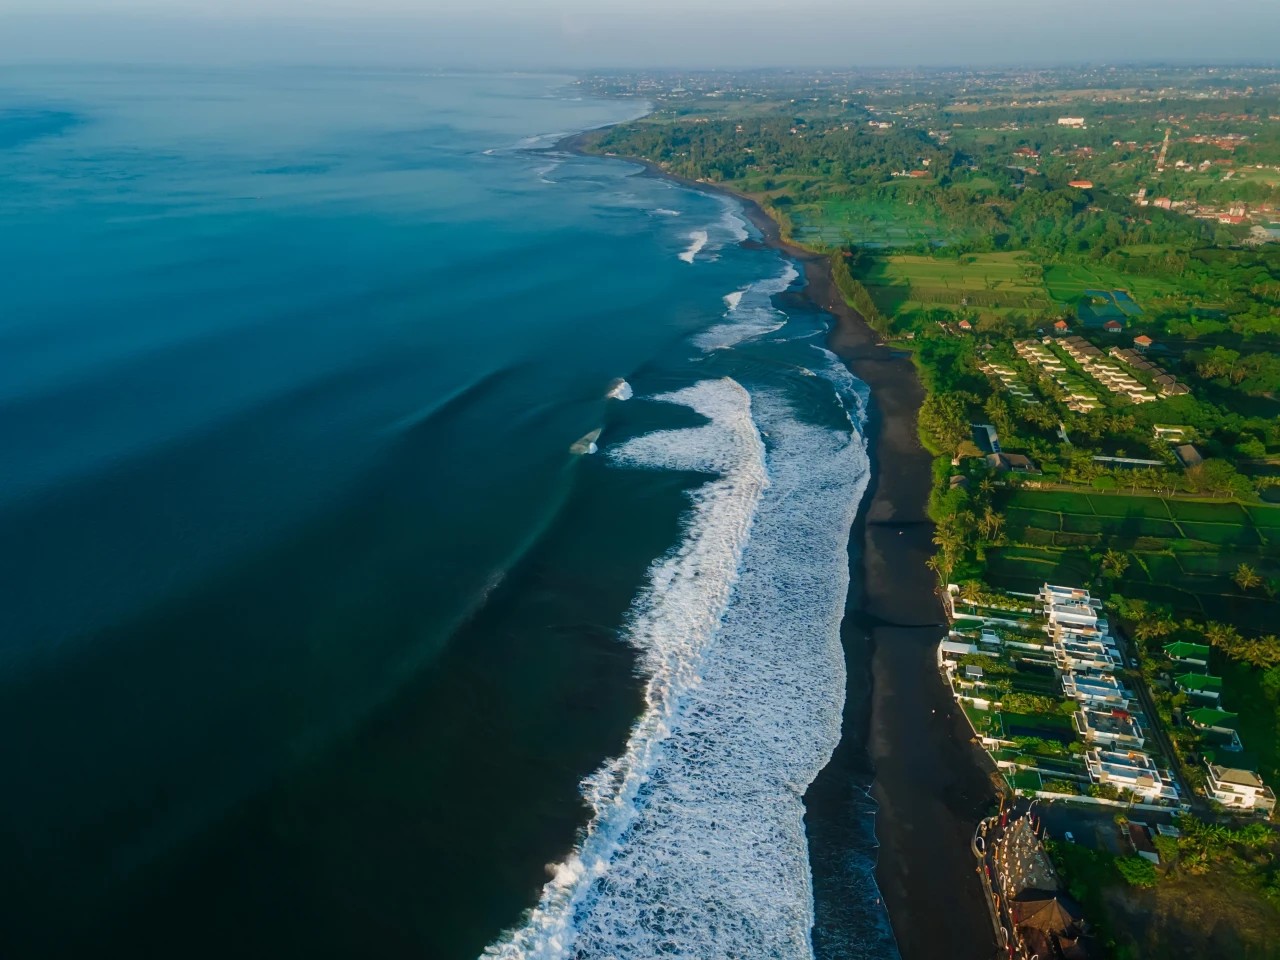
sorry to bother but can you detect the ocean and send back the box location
[0,66,895,958]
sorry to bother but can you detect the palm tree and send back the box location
[1205,621,1244,658]
[1101,548,1130,578]
[1234,563,1262,592]
[987,509,1004,541]
[928,548,957,587]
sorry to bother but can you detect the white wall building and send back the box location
[1205,762,1277,814]
[1086,748,1180,803]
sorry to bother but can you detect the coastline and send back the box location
[557,130,999,960]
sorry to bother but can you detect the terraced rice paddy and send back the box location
[987,490,1280,632]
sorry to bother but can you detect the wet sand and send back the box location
[560,131,1000,960]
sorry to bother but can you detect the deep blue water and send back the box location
[0,67,894,959]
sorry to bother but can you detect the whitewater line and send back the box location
[483,378,768,960]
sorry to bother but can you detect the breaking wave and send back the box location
[484,372,872,960]
[717,201,751,243]
[653,208,681,217]
[570,428,602,455]
[605,379,633,401]
[695,263,799,351]
[678,230,708,264]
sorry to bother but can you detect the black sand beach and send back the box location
[562,130,1001,960]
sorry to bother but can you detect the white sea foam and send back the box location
[605,379,634,401]
[695,262,799,351]
[484,376,872,960]
[717,200,751,243]
[811,344,870,427]
[678,230,709,264]
[653,208,682,217]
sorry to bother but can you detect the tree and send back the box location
[1115,856,1159,888]
[1206,621,1243,654]
[1102,548,1131,579]
[1234,563,1262,592]
[1186,459,1251,498]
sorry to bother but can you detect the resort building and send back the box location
[1174,673,1223,702]
[1164,641,1210,667]
[1085,748,1180,803]
[1063,671,1131,709]
[1187,706,1238,734]
[1053,631,1121,672]
[1152,424,1189,443]
[1074,707,1145,750]
[1039,585,1101,630]
[1204,762,1277,814]
[943,583,1188,810]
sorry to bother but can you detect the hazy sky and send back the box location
[1,0,1278,69]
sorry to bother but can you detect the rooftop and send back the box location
[1209,764,1266,789]
[1188,707,1238,728]
[1175,673,1224,692]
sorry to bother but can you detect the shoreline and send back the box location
[557,131,999,960]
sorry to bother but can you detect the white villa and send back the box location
[1074,707,1145,750]
[1086,748,1181,803]
[1205,762,1277,814]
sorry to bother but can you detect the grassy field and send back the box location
[859,251,1055,315]
[987,489,1280,632]
[1042,263,1182,305]
[787,194,947,248]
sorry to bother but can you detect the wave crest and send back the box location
[694,263,799,351]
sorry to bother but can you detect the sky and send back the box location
[0,0,1278,69]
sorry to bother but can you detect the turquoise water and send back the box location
[0,67,892,958]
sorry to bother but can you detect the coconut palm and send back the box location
[1101,548,1130,578]
[1234,563,1262,592]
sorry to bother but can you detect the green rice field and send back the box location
[859,251,1055,314]
[787,196,947,248]
[1042,263,1182,304]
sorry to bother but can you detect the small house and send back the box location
[1175,672,1223,702]
[1174,444,1203,468]
[1187,707,1237,733]
[1103,319,1124,332]
[1164,641,1209,666]
[1134,335,1154,350]
[986,452,1041,474]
